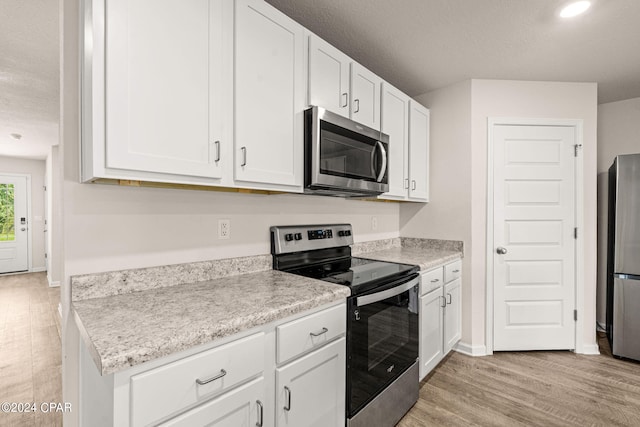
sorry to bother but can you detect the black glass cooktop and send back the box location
[285,257,419,295]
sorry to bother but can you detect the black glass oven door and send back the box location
[346,275,419,417]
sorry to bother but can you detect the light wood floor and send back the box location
[0,272,62,427]
[399,334,640,426]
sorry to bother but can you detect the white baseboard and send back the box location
[31,267,47,273]
[454,341,487,357]
[580,344,600,355]
[48,279,61,288]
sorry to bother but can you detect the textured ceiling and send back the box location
[266,0,640,103]
[2,0,640,160]
[0,0,59,160]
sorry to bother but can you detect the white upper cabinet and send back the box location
[234,0,305,190]
[380,83,410,199]
[308,35,351,118]
[379,85,430,202]
[408,100,430,201]
[308,34,382,130]
[103,0,229,180]
[350,63,382,130]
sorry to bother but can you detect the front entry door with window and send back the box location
[0,176,28,274]
[492,124,576,351]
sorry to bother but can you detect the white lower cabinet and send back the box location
[161,377,265,427]
[79,302,346,426]
[419,287,444,378]
[419,260,462,380]
[276,338,346,427]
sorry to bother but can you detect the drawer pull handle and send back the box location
[256,400,263,427]
[195,369,227,385]
[309,327,328,337]
[452,269,460,273]
[430,278,440,283]
[284,386,292,411]
[447,293,452,305]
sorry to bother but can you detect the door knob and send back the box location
[496,247,508,255]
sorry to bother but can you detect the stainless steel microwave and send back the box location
[304,106,389,197]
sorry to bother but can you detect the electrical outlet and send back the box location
[218,219,230,239]
[371,216,378,231]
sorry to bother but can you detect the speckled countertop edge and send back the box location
[355,238,464,271]
[73,270,350,376]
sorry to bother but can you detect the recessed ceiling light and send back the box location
[560,1,591,18]
[10,133,22,140]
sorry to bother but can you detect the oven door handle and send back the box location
[356,277,419,306]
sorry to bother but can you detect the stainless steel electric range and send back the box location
[271,224,420,427]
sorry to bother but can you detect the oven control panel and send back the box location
[271,224,354,254]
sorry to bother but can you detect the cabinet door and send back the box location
[379,83,409,200]
[350,63,381,130]
[105,0,225,179]
[276,338,345,427]
[408,100,430,201]
[161,377,265,427]
[444,278,462,354]
[308,35,351,118]
[419,287,444,380]
[235,0,304,189]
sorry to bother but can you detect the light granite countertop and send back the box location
[73,269,350,376]
[358,246,462,271]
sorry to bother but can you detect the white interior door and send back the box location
[493,124,576,351]
[0,176,28,273]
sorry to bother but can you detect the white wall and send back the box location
[402,79,598,353]
[596,97,640,328]
[401,80,473,343]
[0,156,46,271]
[45,146,62,286]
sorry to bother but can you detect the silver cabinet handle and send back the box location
[440,296,446,308]
[214,141,220,162]
[241,147,247,167]
[256,400,263,427]
[430,278,440,283]
[284,386,291,411]
[496,247,508,255]
[447,293,452,305]
[452,269,460,273]
[310,327,328,337]
[404,178,409,189]
[21,228,26,231]
[354,99,360,113]
[342,92,348,108]
[196,369,226,385]
[209,141,221,163]
[412,180,416,190]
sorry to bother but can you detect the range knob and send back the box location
[285,233,294,242]
[294,233,303,241]
[338,230,346,237]
[345,230,351,236]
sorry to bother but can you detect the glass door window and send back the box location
[0,184,15,242]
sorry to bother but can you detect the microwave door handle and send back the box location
[375,141,387,182]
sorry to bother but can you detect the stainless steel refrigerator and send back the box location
[607,153,640,361]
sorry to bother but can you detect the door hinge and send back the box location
[574,144,582,157]
[574,310,577,321]
[574,227,578,239]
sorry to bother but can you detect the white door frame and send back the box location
[485,118,585,355]
[0,173,33,273]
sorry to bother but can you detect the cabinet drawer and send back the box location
[131,332,264,427]
[277,303,346,364]
[420,267,443,295]
[444,260,462,283]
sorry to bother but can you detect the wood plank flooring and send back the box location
[399,334,640,427]
[0,272,62,427]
